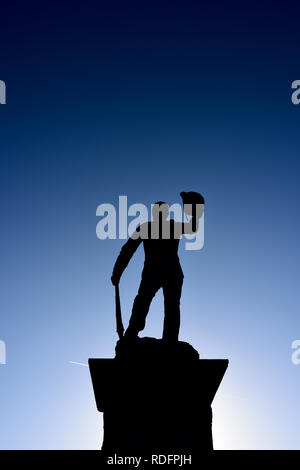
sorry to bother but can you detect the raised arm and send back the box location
[182,204,203,234]
[172,203,204,238]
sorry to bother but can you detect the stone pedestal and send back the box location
[89,338,228,460]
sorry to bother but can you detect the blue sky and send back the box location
[1,0,300,449]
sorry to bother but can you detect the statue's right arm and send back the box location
[111,227,143,285]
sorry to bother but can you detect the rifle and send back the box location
[115,284,124,339]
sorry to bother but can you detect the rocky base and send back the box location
[115,336,200,360]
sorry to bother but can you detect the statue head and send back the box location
[152,201,169,221]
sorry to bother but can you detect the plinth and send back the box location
[89,338,228,459]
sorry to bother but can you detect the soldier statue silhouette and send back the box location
[111,192,204,342]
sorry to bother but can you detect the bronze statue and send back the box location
[111,192,204,342]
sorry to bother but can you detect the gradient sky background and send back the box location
[1,0,300,449]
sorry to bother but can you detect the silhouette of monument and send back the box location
[111,194,204,342]
[89,192,228,462]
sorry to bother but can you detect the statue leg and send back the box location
[125,272,161,338]
[162,273,183,342]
